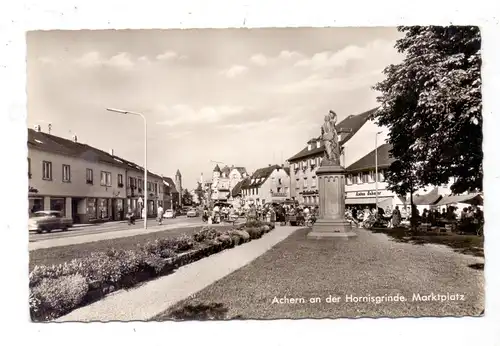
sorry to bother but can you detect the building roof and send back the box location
[231,166,248,176]
[162,177,178,193]
[231,179,245,196]
[346,143,394,172]
[175,169,181,176]
[287,107,378,162]
[213,164,221,172]
[221,165,231,176]
[28,128,163,179]
[244,164,289,188]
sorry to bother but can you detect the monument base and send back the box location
[307,219,357,239]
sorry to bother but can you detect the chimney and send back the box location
[268,164,271,167]
[109,149,114,156]
[48,124,52,134]
[72,134,78,142]
[34,125,41,132]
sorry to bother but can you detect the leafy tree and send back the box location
[373,26,482,201]
[182,189,193,206]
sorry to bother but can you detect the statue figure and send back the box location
[321,110,351,166]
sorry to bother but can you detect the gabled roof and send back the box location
[243,164,289,188]
[346,143,394,172]
[213,164,221,172]
[28,128,163,179]
[288,107,378,162]
[232,166,248,176]
[175,169,181,176]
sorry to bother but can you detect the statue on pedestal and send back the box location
[320,110,352,166]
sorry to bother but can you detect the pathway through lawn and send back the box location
[155,227,484,320]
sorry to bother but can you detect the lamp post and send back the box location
[375,131,382,210]
[107,108,148,230]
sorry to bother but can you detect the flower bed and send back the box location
[29,221,275,321]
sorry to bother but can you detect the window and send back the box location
[379,170,385,182]
[312,176,317,187]
[346,174,353,185]
[357,173,363,184]
[100,171,111,186]
[278,178,282,185]
[296,178,300,189]
[294,163,298,170]
[63,165,71,183]
[128,177,134,188]
[303,177,308,188]
[256,188,259,195]
[277,187,282,193]
[154,183,158,194]
[362,173,369,184]
[86,168,93,184]
[117,174,123,187]
[42,161,52,180]
[28,158,32,179]
[369,171,375,183]
[137,178,142,189]
[284,186,289,194]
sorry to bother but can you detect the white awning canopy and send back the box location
[434,193,483,206]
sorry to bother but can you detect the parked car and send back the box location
[186,208,199,218]
[164,209,176,219]
[28,210,73,233]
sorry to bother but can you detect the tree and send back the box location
[194,182,205,206]
[373,26,482,199]
[182,189,193,206]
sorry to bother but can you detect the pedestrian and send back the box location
[392,206,402,228]
[157,204,164,225]
[126,207,136,225]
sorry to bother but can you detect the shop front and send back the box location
[345,189,400,210]
[50,197,66,215]
[28,196,44,217]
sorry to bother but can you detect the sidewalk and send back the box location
[56,225,298,321]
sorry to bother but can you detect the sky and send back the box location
[27,27,404,190]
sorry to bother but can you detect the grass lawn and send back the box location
[369,227,484,258]
[29,225,236,271]
[153,227,484,320]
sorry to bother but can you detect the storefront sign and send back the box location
[355,191,382,197]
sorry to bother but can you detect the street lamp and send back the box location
[375,131,383,211]
[106,107,148,230]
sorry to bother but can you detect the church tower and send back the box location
[175,169,182,206]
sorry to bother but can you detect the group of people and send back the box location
[202,204,239,224]
[345,205,402,228]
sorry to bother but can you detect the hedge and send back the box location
[29,222,275,321]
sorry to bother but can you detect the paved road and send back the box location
[29,216,200,242]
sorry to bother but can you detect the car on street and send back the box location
[28,210,73,233]
[164,209,176,219]
[186,207,199,218]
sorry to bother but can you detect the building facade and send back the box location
[240,164,291,206]
[344,143,404,210]
[287,108,377,206]
[28,127,166,223]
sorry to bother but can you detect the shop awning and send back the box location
[412,187,442,205]
[434,193,483,206]
[345,197,392,206]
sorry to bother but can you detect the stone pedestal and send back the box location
[307,163,357,239]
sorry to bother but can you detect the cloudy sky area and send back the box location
[27,28,403,189]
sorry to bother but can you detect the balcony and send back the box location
[271,192,287,198]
